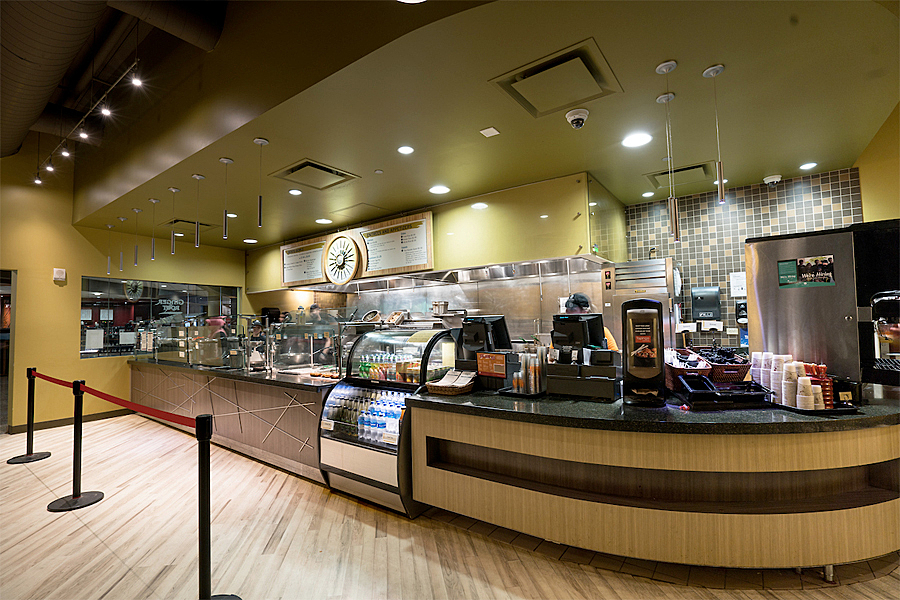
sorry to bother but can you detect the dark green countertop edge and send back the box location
[406,392,900,435]
[129,359,337,392]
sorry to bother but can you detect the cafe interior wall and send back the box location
[854,102,899,222]
[625,167,864,348]
[0,132,250,429]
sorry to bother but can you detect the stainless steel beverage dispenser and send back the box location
[600,258,682,349]
[745,219,899,386]
[622,298,666,406]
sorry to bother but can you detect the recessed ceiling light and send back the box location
[243,238,258,244]
[398,146,414,154]
[316,218,333,224]
[398,0,426,3]
[288,189,302,196]
[713,179,728,185]
[622,133,652,147]
[471,202,488,210]
[540,215,549,219]
[174,232,184,237]
[642,192,655,198]
[447,232,454,236]
[93,292,102,296]
[227,213,238,218]
[480,127,500,137]
[799,162,817,170]
[160,285,167,288]
[429,185,450,194]
[588,202,597,207]
[374,169,383,174]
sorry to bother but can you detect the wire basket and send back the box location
[425,381,474,396]
[707,362,751,383]
[665,349,711,391]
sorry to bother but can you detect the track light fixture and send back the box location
[45,160,54,172]
[168,187,180,255]
[33,174,42,185]
[60,144,70,157]
[703,64,727,205]
[132,208,142,266]
[106,224,114,275]
[656,60,680,243]
[117,216,127,271]
[192,174,205,248]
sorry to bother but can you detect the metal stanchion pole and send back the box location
[196,414,240,600]
[8,368,51,464]
[47,381,104,512]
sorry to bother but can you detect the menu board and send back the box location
[361,218,429,274]
[282,240,326,287]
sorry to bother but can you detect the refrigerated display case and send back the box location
[319,328,456,516]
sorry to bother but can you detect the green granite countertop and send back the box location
[129,359,337,392]
[407,390,900,434]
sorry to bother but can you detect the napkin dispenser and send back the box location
[691,287,722,320]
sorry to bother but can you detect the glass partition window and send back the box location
[80,277,239,358]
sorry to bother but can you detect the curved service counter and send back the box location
[129,360,336,483]
[407,391,900,569]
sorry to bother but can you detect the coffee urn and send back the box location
[622,299,666,406]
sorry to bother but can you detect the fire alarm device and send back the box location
[52,268,66,282]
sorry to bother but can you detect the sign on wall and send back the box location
[281,212,433,287]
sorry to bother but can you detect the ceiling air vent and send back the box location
[272,159,359,191]
[644,161,717,190]
[163,218,218,233]
[491,38,623,118]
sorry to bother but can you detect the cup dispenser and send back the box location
[622,299,666,406]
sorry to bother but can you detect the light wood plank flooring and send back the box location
[1,414,897,600]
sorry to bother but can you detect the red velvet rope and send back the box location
[32,371,74,389]
[80,385,196,429]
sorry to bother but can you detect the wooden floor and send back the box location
[1,415,897,600]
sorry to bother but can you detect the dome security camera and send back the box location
[565,108,589,130]
[763,174,782,188]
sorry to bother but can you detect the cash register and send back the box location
[547,313,621,401]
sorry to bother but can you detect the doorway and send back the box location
[1,270,12,433]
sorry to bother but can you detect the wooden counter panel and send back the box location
[130,363,326,482]
[413,408,900,472]
[413,462,900,568]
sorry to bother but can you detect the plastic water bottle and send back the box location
[362,411,371,441]
[357,411,365,440]
[377,409,386,442]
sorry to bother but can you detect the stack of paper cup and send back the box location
[761,352,774,388]
[796,376,815,409]
[750,352,762,383]
[782,363,798,407]
[812,385,825,410]
[771,370,784,402]
[793,361,807,377]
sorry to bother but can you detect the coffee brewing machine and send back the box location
[621,299,666,406]
[745,219,900,392]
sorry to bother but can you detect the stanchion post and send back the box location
[47,380,104,512]
[196,414,240,600]
[7,367,51,464]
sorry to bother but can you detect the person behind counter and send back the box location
[308,303,337,363]
[565,293,620,352]
[250,319,265,341]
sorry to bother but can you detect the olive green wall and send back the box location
[1,132,249,429]
[587,176,627,263]
[855,103,899,222]
[245,173,593,293]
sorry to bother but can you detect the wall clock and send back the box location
[124,280,144,302]
[324,236,360,285]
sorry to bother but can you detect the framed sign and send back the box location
[282,239,327,287]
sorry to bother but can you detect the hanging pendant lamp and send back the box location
[105,224,114,275]
[253,138,269,228]
[168,187,180,254]
[132,208,142,266]
[656,60,680,243]
[703,64,727,204]
[192,174,205,248]
[219,157,233,239]
[117,216,127,270]
[149,198,159,260]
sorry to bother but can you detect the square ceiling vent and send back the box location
[491,38,623,118]
[644,161,717,190]
[272,159,359,190]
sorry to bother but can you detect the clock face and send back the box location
[124,280,144,302]
[324,236,359,285]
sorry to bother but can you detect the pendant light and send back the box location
[192,174,204,248]
[253,137,269,228]
[656,60,680,243]
[219,157,233,239]
[105,224,113,275]
[168,187,180,254]
[117,216,127,270]
[34,132,42,185]
[703,64,727,204]
[132,208,142,266]
[148,198,159,260]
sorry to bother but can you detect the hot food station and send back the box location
[130,216,899,573]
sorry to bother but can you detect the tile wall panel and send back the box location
[625,168,863,345]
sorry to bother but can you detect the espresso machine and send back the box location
[745,219,899,389]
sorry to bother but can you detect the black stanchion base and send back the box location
[47,491,104,512]
[7,451,51,464]
[211,595,242,599]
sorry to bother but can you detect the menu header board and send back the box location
[281,212,433,287]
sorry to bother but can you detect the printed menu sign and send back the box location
[282,241,326,286]
[361,219,428,273]
[777,255,836,288]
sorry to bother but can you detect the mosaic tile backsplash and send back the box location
[625,167,863,346]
